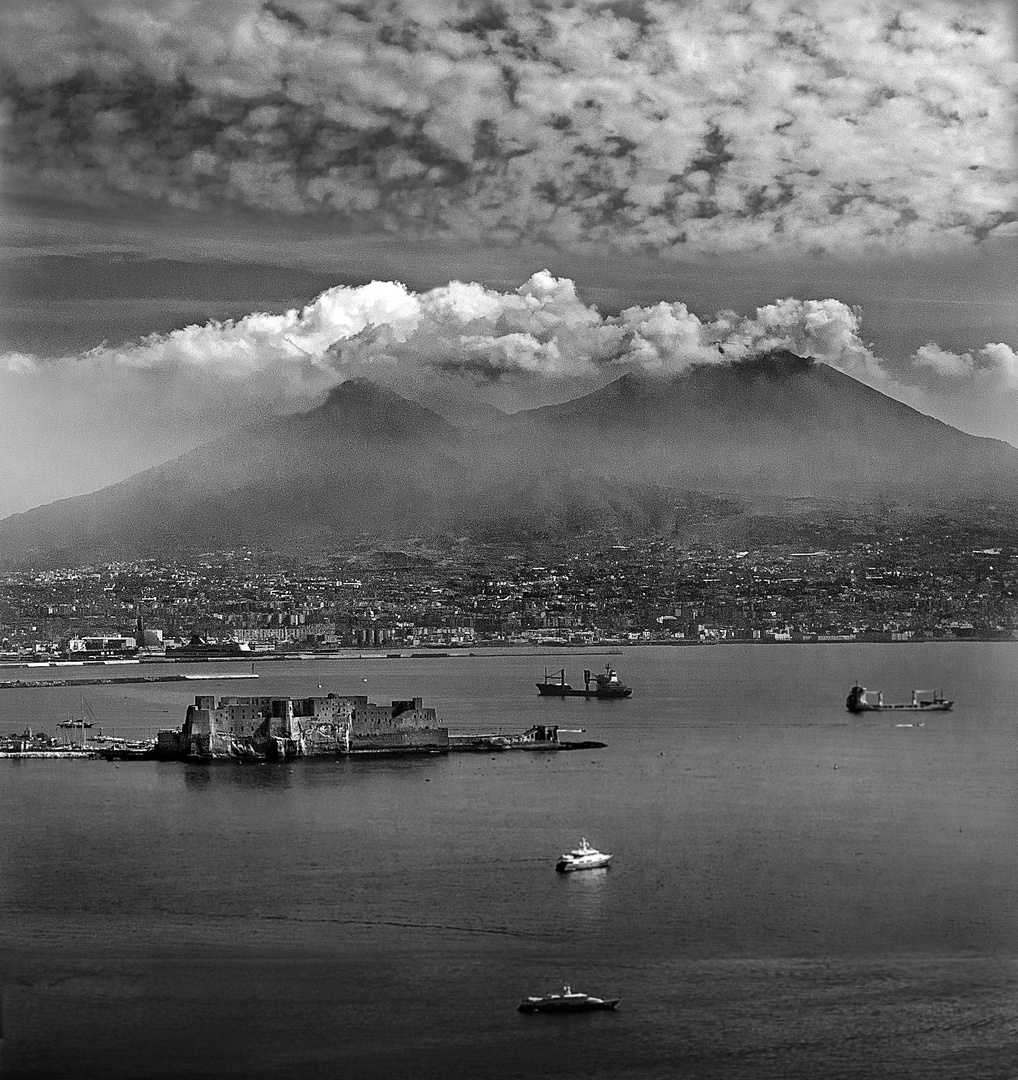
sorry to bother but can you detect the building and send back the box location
[164,633,251,657]
[156,692,448,760]
[65,635,137,658]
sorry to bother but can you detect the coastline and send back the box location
[0,636,1013,691]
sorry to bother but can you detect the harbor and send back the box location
[1,687,607,761]
[2,642,1012,1080]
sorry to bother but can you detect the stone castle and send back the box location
[156,693,448,760]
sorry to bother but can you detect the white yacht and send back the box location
[518,985,620,1012]
[555,838,612,873]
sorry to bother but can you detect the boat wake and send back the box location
[194,910,552,940]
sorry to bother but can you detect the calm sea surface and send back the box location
[2,644,1017,1079]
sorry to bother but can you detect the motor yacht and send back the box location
[555,838,612,872]
[518,985,620,1013]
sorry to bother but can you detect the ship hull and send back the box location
[536,684,633,698]
[536,683,578,696]
[101,745,157,761]
[848,702,953,714]
[556,855,612,872]
[518,999,619,1013]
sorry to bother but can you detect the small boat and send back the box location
[100,740,157,761]
[518,985,620,1013]
[58,717,93,729]
[556,837,612,872]
[537,665,633,698]
[846,685,953,714]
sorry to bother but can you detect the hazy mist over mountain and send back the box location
[3,350,1018,565]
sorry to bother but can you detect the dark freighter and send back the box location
[537,664,633,699]
[845,685,953,714]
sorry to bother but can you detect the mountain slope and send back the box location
[3,353,1018,562]
[0,380,470,560]
[500,352,1018,501]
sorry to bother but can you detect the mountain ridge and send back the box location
[3,350,1018,563]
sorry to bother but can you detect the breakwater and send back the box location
[447,738,607,753]
[0,749,100,759]
[1,737,607,761]
[0,673,259,690]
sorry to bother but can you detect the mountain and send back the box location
[3,352,1018,562]
[500,351,1018,502]
[400,386,511,432]
[0,379,470,561]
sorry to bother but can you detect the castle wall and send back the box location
[157,692,446,760]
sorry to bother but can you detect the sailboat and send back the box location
[58,691,97,729]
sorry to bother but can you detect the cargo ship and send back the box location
[536,665,633,698]
[846,685,953,714]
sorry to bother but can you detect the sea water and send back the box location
[2,644,1017,1078]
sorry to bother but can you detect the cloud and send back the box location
[0,267,1003,423]
[73,268,867,390]
[328,271,634,381]
[913,339,1018,388]
[1,269,1017,514]
[0,268,1003,407]
[1,0,1015,255]
[913,341,979,377]
[704,297,885,377]
[871,338,1018,445]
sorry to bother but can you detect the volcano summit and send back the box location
[2,351,1018,563]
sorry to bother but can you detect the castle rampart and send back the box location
[156,692,448,760]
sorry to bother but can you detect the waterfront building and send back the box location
[65,635,137,658]
[156,693,448,760]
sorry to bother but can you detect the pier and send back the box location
[447,725,606,752]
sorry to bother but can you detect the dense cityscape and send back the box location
[2,522,1017,658]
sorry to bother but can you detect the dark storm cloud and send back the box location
[1,0,1015,255]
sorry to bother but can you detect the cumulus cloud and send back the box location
[914,339,1018,388]
[327,271,636,381]
[0,271,737,434]
[0,267,997,424]
[1,0,1015,255]
[703,297,886,378]
[0,269,998,412]
[872,337,1018,446]
[1,269,1017,514]
[914,341,979,377]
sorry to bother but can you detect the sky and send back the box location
[1,0,1016,519]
